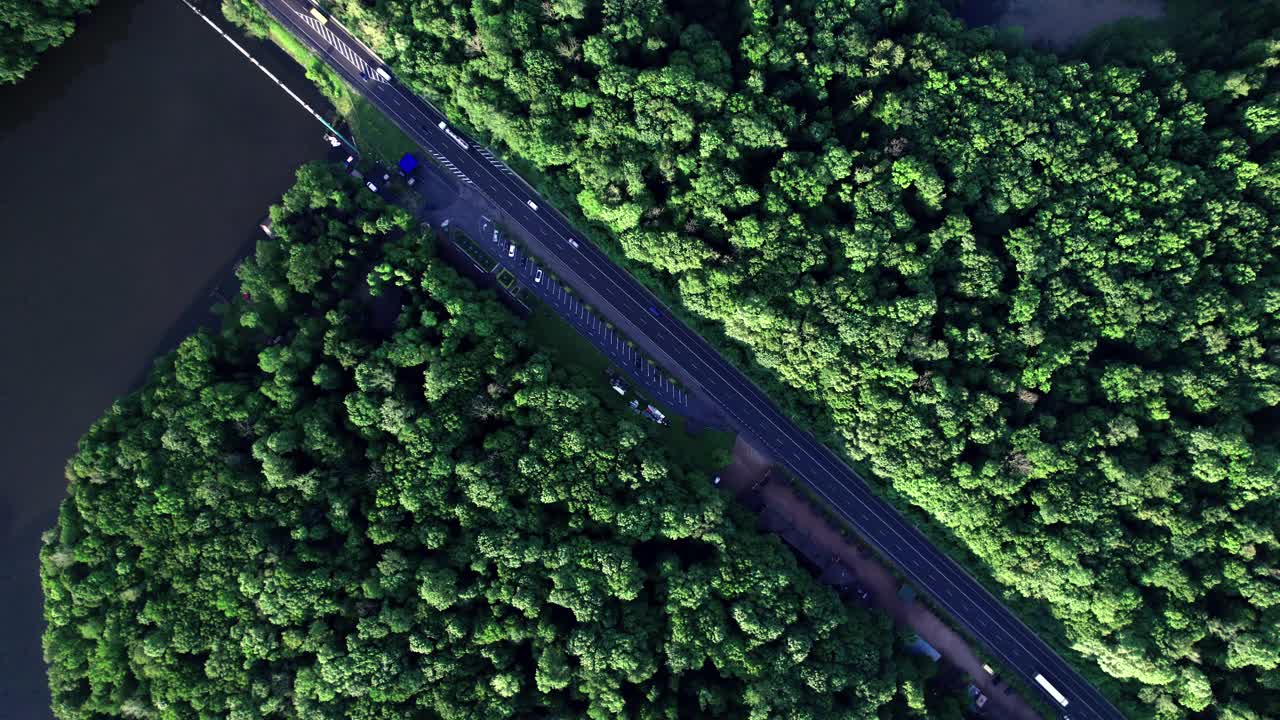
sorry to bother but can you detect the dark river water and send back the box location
[0,0,328,715]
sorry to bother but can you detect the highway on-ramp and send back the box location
[257,3,1125,718]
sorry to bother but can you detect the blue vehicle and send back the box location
[648,306,661,319]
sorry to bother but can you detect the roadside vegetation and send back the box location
[223,0,416,165]
[301,0,1280,717]
[0,0,97,84]
[41,164,963,720]
[525,304,734,473]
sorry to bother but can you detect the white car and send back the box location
[566,238,580,249]
[507,243,516,258]
[526,200,538,211]
[366,181,378,192]
[534,269,543,283]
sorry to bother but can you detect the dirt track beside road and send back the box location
[718,436,1043,720]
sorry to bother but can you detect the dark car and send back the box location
[648,306,661,319]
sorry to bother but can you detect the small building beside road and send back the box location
[399,153,418,176]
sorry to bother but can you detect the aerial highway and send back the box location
[257,2,1126,718]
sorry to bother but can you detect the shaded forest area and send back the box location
[41,165,958,720]
[226,0,1280,717]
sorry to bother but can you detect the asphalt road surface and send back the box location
[259,3,1126,719]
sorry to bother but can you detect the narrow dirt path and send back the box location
[718,436,1042,720]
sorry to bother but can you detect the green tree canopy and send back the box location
[42,164,945,720]
[222,1,1280,716]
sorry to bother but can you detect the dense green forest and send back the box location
[41,164,958,720]
[225,0,1280,717]
[0,0,97,84]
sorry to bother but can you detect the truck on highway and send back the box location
[309,7,328,24]
[1034,673,1069,708]
[374,67,392,83]
[436,121,469,150]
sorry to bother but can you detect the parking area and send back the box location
[413,156,459,210]
[357,142,715,424]
[477,216,690,410]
